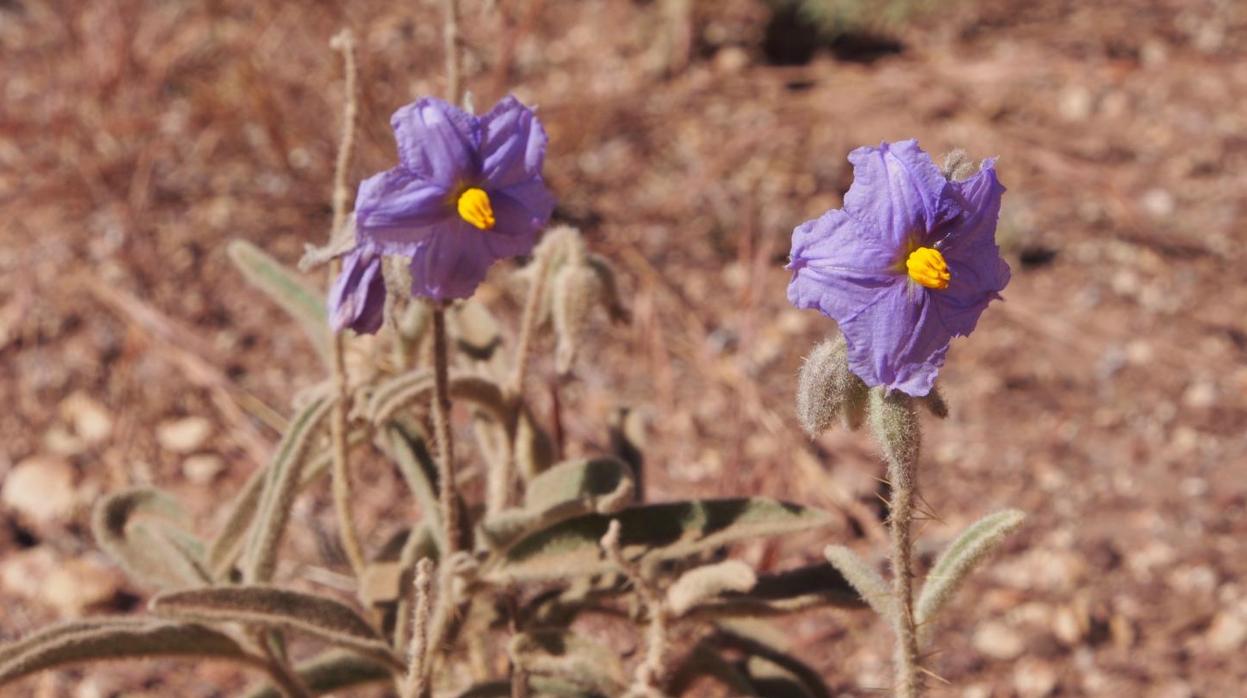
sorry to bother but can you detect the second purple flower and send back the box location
[333,95,556,328]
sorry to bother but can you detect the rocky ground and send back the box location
[2,0,1246,695]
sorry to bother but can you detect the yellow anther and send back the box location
[905,246,951,290]
[456,187,495,230]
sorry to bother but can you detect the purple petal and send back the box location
[482,188,550,258]
[786,209,900,322]
[391,97,481,185]
[328,247,386,334]
[354,168,454,256]
[843,140,960,249]
[408,222,496,301]
[480,95,549,190]
[839,282,952,396]
[931,158,1011,336]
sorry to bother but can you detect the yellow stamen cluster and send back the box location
[905,246,950,290]
[457,187,495,230]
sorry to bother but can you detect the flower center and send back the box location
[905,246,950,290]
[457,187,496,230]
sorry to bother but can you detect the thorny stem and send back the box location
[326,29,367,579]
[883,397,923,698]
[601,520,670,695]
[403,559,435,698]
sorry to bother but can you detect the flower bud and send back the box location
[552,263,603,374]
[941,148,979,182]
[796,335,869,437]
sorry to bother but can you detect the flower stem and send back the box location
[872,390,924,698]
[430,303,461,554]
[889,456,922,698]
[327,29,366,578]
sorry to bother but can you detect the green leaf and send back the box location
[383,422,445,551]
[480,458,635,551]
[92,487,210,589]
[916,509,1025,631]
[151,586,401,670]
[206,426,366,581]
[667,560,757,617]
[242,396,333,582]
[367,369,509,427]
[242,649,393,698]
[823,545,893,620]
[508,630,626,697]
[0,619,255,687]
[449,298,504,361]
[485,498,832,583]
[677,561,866,619]
[739,656,820,698]
[227,240,329,363]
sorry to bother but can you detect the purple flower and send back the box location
[353,95,555,302]
[328,245,386,334]
[787,140,1011,397]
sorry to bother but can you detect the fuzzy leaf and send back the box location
[368,370,510,426]
[242,649,392,698]
[227,240,330,362]
[92,487,210,589]
[679,561,866,619]
[151,586,400,669]
[916,509,1025,631]
[740,656,820,698]
[481,458,636,551]
[508,630,626,696]
[449,298,504,361]
[384,422,444,549]
[667,560,757,617]
[485,498,832,583]
[516,405,558,480]
[823,545,893,620]
[524,457,634,515]
[242,396,333,582]
[0,619,254,687]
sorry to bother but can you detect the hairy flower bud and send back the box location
[941,148,979,182]
[796,335,869,437]
[552,263,603,375]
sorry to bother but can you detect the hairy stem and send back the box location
[430,305,461,554]
[601,520,669,695]
[873,391,923,698]
[403,559,435,698]
[327,28,367,578]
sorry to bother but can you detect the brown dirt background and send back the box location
[2,0,1246,695]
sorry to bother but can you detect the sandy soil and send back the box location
[2,0,1246,695]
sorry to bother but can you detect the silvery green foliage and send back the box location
[0,223,878,697]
